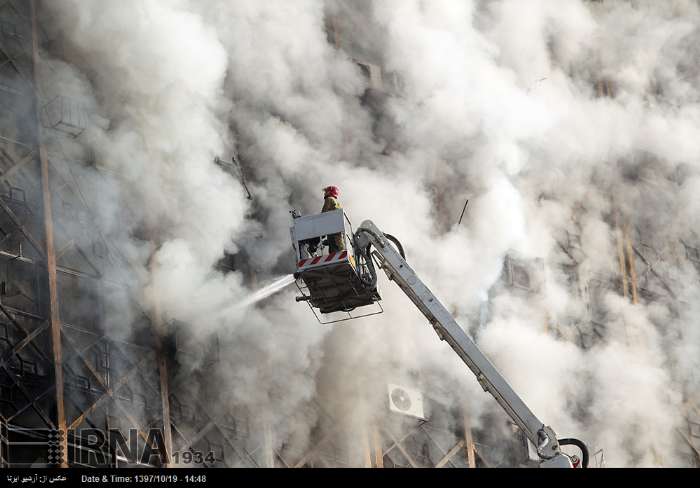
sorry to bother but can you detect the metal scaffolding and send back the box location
[0,0,171,467]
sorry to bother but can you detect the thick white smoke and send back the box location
[38,0,700,467]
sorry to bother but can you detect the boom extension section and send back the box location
[353,220,585,468]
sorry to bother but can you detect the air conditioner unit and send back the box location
[387,383,425,420]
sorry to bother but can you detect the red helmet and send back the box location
[323,186,340,198]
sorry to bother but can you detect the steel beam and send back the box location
[0,146,36,184]
[1,366,55,427]
[263,421,274,468]
[361,426,372,467]
[174,420,214,457]
[371,427,383,468]
[435,440,464,468]
[382,428,418,468]
[0,319,49,365]
[0,197,46,261]
[30,0,67,465]
[67,356,147,430]
[463,412,476,468]
[0,301,51,365]
[169,396,259,467]
[149,252,173,466]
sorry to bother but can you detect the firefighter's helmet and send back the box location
[323,186,340,198]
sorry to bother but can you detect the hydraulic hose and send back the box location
[358,227,406,260]
[352,231,378,289]
[558,438,589,468]
[354,229,406,289]
[363,244,378,288]
[384,233,406,260]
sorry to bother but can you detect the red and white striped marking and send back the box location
[297,251,348,270]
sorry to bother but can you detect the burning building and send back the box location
[0,0,698,468]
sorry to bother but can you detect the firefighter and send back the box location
[321,186,345,253]
[322,185,341,212]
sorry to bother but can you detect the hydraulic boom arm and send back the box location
[354,220,586,468]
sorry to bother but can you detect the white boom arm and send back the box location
[355,220,576,468]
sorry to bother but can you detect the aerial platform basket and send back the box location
[290,209,382,324]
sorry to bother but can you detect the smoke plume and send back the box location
[37,0,700,467]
